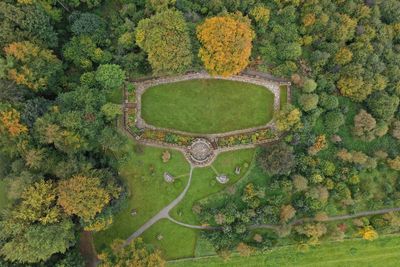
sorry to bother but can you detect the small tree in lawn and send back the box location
[197,13,255,77]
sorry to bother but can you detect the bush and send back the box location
[323,111,345,133]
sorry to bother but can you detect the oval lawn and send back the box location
[141,79,275,134]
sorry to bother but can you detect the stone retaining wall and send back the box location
[123,71,290,166]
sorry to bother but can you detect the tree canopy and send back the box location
[135,9,192,75]
[197,13,255,77]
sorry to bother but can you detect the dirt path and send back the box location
[79,231,99,267]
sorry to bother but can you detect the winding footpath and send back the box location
[123,166,195,246]
[123,158,400,245]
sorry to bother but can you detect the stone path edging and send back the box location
[133,71,281,137]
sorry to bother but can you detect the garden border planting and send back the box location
[123,71,291,166]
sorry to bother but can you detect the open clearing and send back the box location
[141,79,274,134]
[168,235,400,267]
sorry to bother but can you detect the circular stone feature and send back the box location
[187,138,214,165]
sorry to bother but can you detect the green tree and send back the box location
[323,111,345,133]
[3,41,62,92]
[136,9,192,75]
[95,64,125,91]
[0,2,57,48]
[367,92,399,121]
[258,142,295,175]
[63,36,112,70]
[302,78,317,93]
[275,104,302,132]
[299,93,319,112]
[0,219,75,264]
[12,180,61,225]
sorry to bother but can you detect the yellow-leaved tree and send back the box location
[197,13,255,77]
[57,175,111,221]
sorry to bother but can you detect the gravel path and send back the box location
[123,166,194,246]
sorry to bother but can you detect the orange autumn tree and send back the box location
[196,13,255,77]
[0,104,28,138]
[3,41,62,92]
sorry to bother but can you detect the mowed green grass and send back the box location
[93,139,190,252]
[168,235,400,267]
[142,219,198,260]
[170,149,255,225]
[0,180,8,211]
[141,79,274,134]
[279,85,288,109]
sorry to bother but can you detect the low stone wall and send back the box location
[123,71,289,166]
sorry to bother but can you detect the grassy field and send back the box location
[168,235,400,267]
[279,85,288,109]
[93,140,190,252]
[142,219,198,259]
[170,149,255,224]
[0,179,8,211]
[141,79,274,133]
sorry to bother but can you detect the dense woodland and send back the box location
[1,0,400,266]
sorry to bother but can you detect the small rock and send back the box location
[164,172,174,183]
[216,174,229,184]
[157,234,163,241]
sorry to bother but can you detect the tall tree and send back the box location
[135,9,192,75]
[197,13,255,76]
[3,41,62,92]
[57,175,110,221]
